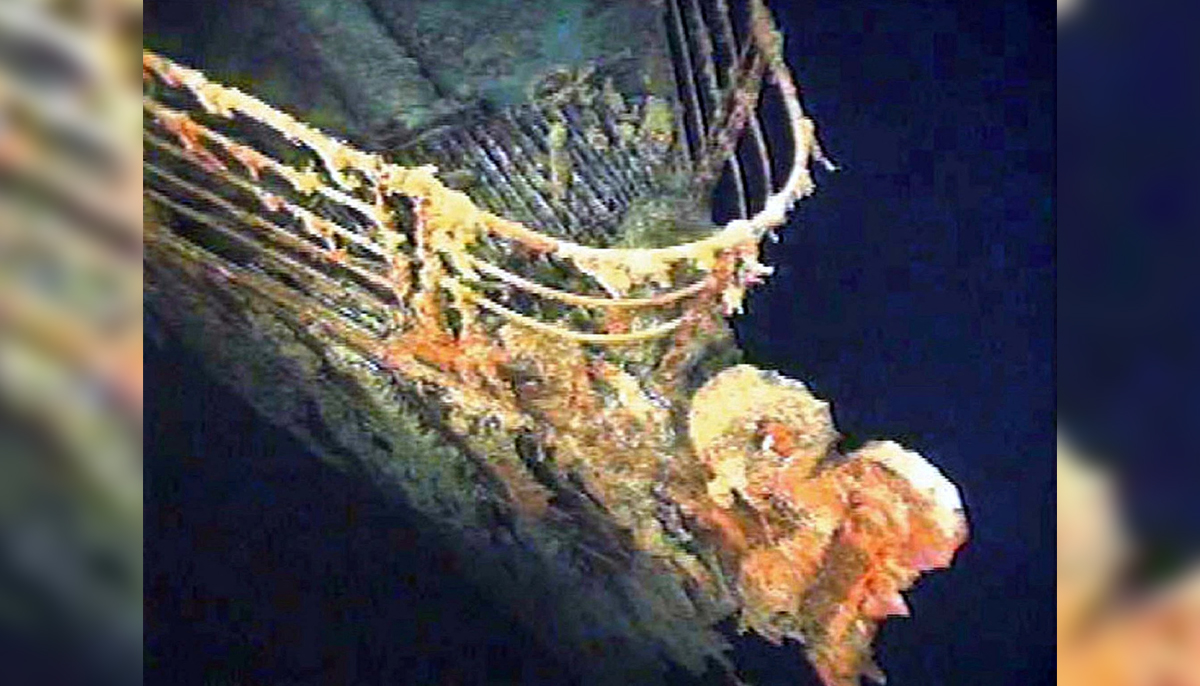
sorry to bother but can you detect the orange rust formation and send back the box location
[685,366,966,684]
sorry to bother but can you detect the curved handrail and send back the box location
[141,0,825,345]
[464,255,712,310]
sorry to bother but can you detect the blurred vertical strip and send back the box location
[0,1,142,684]
[1058,0,1200,680]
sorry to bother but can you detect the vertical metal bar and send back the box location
[685,0,723,131]
[701,0,746,217]
[665,0,707,161]
[714,0,745,55]
[748,114,775,195]
[713,0,772,196]
[727,158,749,219]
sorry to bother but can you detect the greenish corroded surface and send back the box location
[146,0,452,139]
[145,0,676,145]
[363,0,677,109]
[614,182,722,249]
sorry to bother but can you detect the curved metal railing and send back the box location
[141,0,829,364]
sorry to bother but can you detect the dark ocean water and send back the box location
[729,1,1051,681]
[1057,0,1200,585]
[146,0,1061,684]
[732,0,1055,683]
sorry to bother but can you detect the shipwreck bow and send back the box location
[142,0,968,682]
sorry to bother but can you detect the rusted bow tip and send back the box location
[850,440,969,547]
[682,364,970,686]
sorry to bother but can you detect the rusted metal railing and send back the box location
[142,0,828,366]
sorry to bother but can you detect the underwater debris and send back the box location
[141,0,968,682]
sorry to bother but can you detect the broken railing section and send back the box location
[141,0,966,682]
